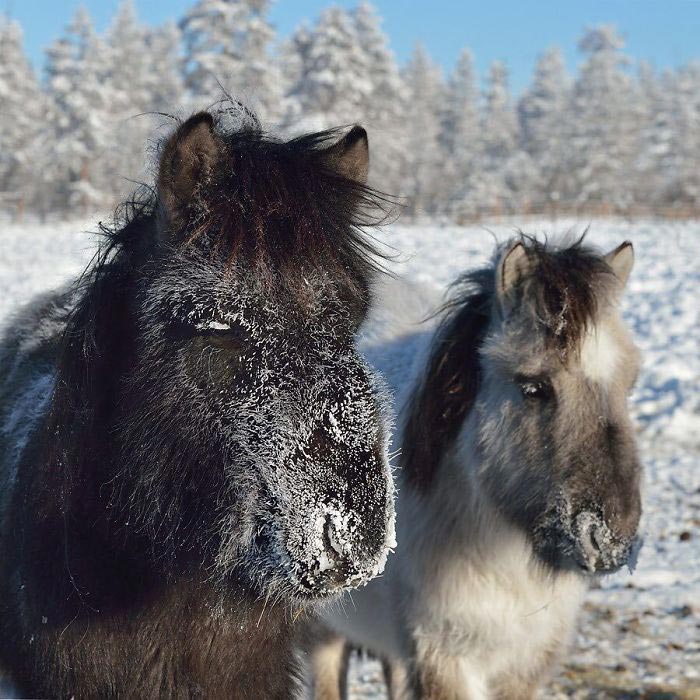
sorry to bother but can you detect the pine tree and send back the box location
[285,6,370,130]
[440,49,479,158]
[635,61,671,205]
[518,48,568,156]
[145,21,185,113]
[277,24,311,129]
[107,0,152,113]
[351,1,405,190]
[180,0,282,120]
[517,47,569,210]
[44,7,112,215]
[460,61,529,215]
[564,25,637,210]
[0,16,46,218]
[352,2,404,123]
[400,44,444,216]
[482,61,517,164]
[440,49,479,213]
[665,62,700,206]
[104,0,155,199]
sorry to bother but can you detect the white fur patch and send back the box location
[194,319,231,331]
[580,323,620,385]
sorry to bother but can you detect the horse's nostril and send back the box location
[324,514,345,558]
[573,512,602,572]
[572,511,642,574]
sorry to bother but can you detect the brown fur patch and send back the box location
[156,111,394,306]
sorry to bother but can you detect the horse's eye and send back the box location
[199,323,249,354]
[517,376,553,400]
[166,319,249,354]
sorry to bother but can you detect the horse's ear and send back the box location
[496,241,530,314]
[605,241,634,288]
[321,126,369,184]
[158,112,219,223]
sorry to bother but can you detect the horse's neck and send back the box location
[400,430,588,649]
[24,579,301,699]
[398,414,535,579]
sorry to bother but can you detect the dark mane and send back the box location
[160,113,394,302]
[80,110,395,310]
[401,268,492,493]
[402,234,616,492]
[510,233,615,356]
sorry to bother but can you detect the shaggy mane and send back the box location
[510,233,615,356]
[177,124,394,291]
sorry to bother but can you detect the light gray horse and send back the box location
[310,235,643,700]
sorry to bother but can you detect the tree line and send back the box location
[1,0,699,221]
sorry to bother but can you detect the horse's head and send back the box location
[75,111,394,600]
[474,238,642,575]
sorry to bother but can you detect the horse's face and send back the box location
[113,113,394,600]
[473,242,642,575]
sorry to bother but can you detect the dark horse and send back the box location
[0,109,395,698]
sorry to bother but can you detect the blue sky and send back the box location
[7,0,700,93]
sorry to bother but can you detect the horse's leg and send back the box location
[493,678,540,700]
[491,645,560,700]
[381,656,412,700]
[492,664,552,700]
[311,633,349,700]
[411,655,488,700]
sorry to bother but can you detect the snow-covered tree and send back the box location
[350,1,405,191]
[285,6,370,130]
[284,3,406,190]
[180,0,282,120]
[439,49,480,211]
[400,44,444,215]
[145,21,185,113]
[517,47,569,209]
[44,7,112,215]
[564,25,638,210]
[634,62,672,204]
[518,48,568,156]
[450,61,532,218]
[0,17,46,217]
[440,49,479,158]
[482,61,517,164]
[107,1,151,113]
[663,62,700,206]
[103,1,156,198]
[277,23,312,128]
[352,2,404,123]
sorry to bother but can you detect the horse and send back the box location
[310,235,643,700]
[0,107,397,699]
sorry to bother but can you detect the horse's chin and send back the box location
[266,556,382,602]
[243,525,379,603]
[532,527,643,577]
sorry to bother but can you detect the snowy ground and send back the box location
[0,218,698,698]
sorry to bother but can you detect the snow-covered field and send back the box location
[1,218,698,698]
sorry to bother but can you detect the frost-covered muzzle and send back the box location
[539,513,643,575]
[237,357,396,599]
[534,493,643,575]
